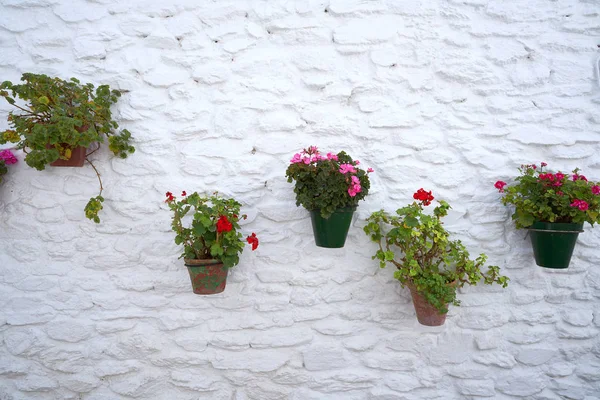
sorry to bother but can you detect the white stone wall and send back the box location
[1,0,599,398]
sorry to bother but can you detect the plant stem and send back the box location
[86,157,103,197]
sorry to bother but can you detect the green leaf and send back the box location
[404,216,419,227]
[210,242,224,257]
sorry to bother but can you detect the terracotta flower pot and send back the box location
[50,145,87,167]
[407,283,450,327]
[184,259,228,295]
[49,124,90,167]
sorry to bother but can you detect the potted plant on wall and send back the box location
[0,149,17,184]
[495,163,600,269]
[364,189,509,326]
[165,191,259,295]
[0,73,135,222]
[286,146,374,248]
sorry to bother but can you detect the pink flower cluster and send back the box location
[0,150,17,165]
[539,172,565,187]
[570,199,589,211]
[290,146,375,198]
[573,174,587,182]
[348,176,361,197]
[290,148,339,164]
[339,163,356,174]
[593,186,600,195]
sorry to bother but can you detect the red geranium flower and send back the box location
[165,192,175,202]
[413,188,434,206]
[216,215,233,233]
[494,181,507,193]
[246,232,259,251]
[181,191,187,196]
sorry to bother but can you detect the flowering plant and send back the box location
[0,149,17,183]
[285,146,373,218]
[165,191,259,268]
[0,73,135,223]
[364,189,509,314]
[495,163,600,228]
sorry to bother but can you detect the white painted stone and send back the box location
[212,350,290,372]
[169,370,222,391]
[45,320,92,342]
[14,375,58,392]
[457,379,496,397]
[562,309,594,327]
[473,352,518,369]
[108,372,163,398]
[495,372,547,396]
[363,352,417,371]
[515,348,557,366]
[333,17,400,45]
[258,110,305,132]
[303,344,350,371]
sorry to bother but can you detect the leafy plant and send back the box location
[0,73,135,222]
[364,189,509,314]
[0,149,17,184]
[495,163,600,229]
[285,146,374,218]
[165,191,259,268]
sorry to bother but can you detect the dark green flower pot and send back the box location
[528,222,584,269]
[184,259,228,294]
[309,207,356,248]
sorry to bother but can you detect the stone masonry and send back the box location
[0,0,599,398]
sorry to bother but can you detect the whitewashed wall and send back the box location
[1,0,599,399]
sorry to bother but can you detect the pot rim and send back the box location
[184,258,223,266]
[528,221,584,233]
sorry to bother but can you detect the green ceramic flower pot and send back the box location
[528,222,584,269]
[309,207,356,248]
[184,259,228,294]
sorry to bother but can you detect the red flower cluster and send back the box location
[216,215,233,233]
[414,188,434,206]
[573,174,588,182]
[246,232,259,251]
[165,192,175,202]
[494,181,507,193]
[539,172,565,187]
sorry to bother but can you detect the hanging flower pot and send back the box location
[165,191,259,296]
[495,162,600,269]
[184,259,228,295]
[286,146,374,249]
[407,284,448,327]
[365,189,509,327]
[310,206,356,248]
[1,74,136,223]
[528,222,584,269]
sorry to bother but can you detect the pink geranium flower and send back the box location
[494,181,507,193]
[0,150,17,165]
[339,163,357,174]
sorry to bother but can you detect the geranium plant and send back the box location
[0,73,135,222]
[495,163,600,228]
[364,189,509,314]
[165,191,259,268]
[285,146,373,218]
[0,149,17,183]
